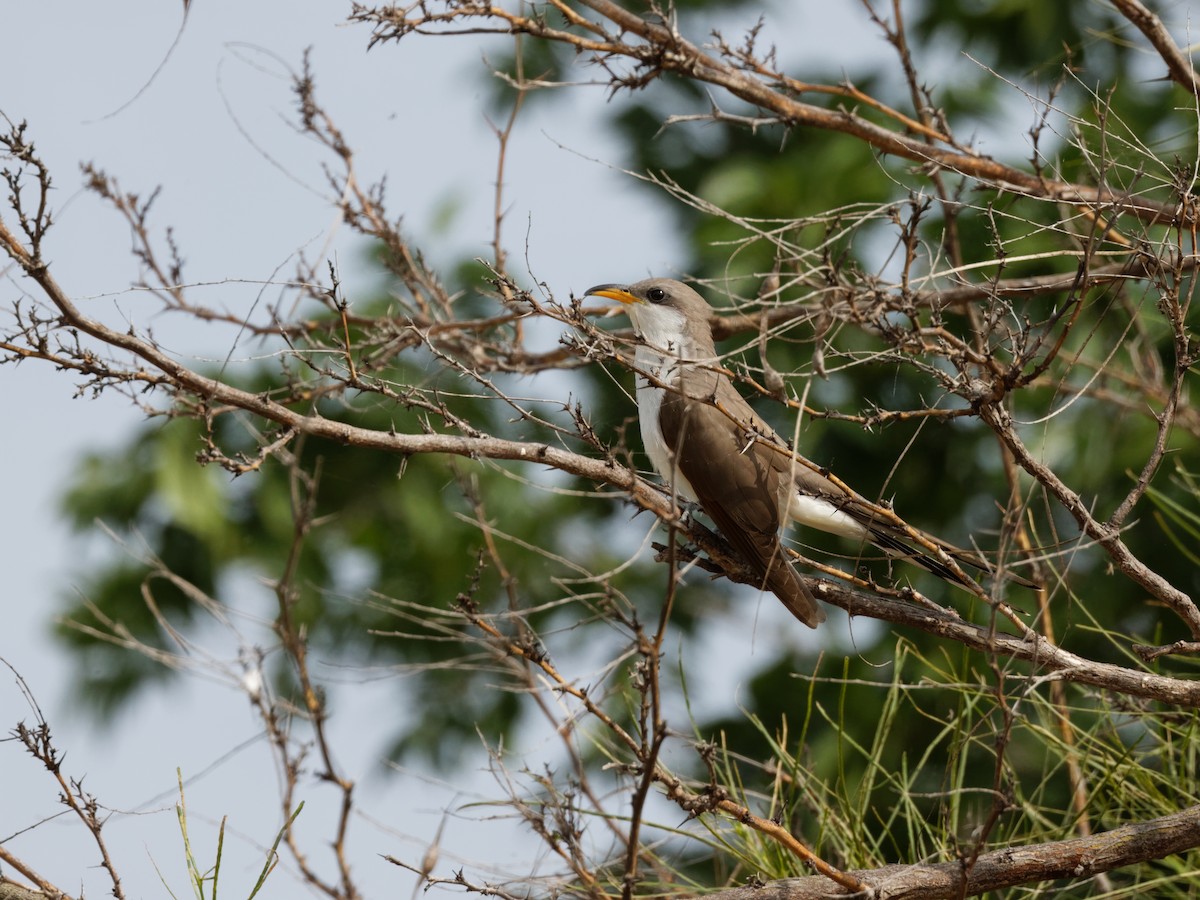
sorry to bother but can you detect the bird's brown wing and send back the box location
[705,372,1032,590]
[659,377,825,627]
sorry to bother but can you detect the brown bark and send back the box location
[696,805,1200,899]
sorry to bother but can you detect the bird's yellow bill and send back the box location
[585,285,641,305]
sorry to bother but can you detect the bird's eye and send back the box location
[647,288,666,304]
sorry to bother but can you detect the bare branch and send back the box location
[694,803,1200,899]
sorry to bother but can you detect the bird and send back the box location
[586,277,1030,628]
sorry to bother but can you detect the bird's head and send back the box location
[585,278,716,358]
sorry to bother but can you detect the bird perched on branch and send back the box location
[586,278,1030,628]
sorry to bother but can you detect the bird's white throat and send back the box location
[627,303,691,355]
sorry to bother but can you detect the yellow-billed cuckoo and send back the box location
[587,278,1027,628]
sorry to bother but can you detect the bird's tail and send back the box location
[762,554,827,627]
[866,526,1037,590]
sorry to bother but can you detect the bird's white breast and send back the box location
[634,344,699,502]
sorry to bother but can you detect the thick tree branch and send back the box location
[829,581,1200,706]
[692,803,1200,899]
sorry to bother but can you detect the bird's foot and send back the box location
[676,500,702,525]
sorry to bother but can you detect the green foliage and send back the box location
[1148,465,1200,569]
[161,769,296,900]
[664,636,1200,892]
[908,1,1153,95]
